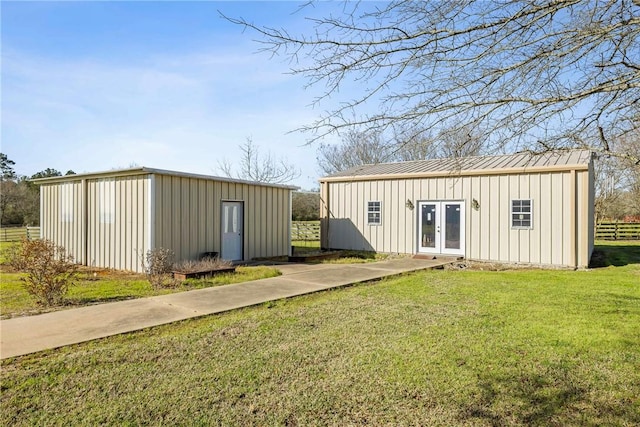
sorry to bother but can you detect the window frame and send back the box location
[367,201,382,226]
[511,199,533,229]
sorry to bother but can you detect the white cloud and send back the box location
[2,46,324,188]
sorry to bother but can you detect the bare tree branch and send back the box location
[217,137,301,184]
[224,0,640,163]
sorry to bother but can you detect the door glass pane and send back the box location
[421,204,436,248]
[225,206,234,233]
[445,204,461,249]
[231,206,238,233]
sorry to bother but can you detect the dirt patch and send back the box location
[445,260,573,271]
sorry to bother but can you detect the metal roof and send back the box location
[31,166,299,190]
[321,150,593,182]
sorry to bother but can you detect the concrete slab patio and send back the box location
[0,257,456,359]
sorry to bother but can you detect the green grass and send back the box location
[323,249,393,263]
[0,266,281,319]
[1,241,638,425]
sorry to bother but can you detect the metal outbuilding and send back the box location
[34,167,296,272]
[320,150,595,268]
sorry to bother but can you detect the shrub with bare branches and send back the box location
[143,247,175,289]
[6,238,78,306]
[173,257,232,273]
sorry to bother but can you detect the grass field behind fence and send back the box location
[1,241,639,425]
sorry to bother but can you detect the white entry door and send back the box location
[221,201,243,261]
[418,201,465,256]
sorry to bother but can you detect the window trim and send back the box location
[511,199,533,229]
[367,200,382,226]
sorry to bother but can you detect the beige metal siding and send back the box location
[40,181,85,264]
[153,175,291,262]
[86,175,150,272]
[322,168,592,268]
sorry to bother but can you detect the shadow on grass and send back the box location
[459,366,639,426]
[65,295,138,306]
[590,242,640,267]
[339,250,378,260]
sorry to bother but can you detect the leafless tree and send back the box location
[218,137,301,184]
[224,0,640,163]
[317,125,486,174]
[317,129,397,174]
[594,132,640,220]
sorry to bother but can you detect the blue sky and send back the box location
[1,1,349,189]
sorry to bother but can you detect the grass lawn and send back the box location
[1,241,638,425]
[0,265,280,319]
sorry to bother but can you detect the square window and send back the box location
[511,199,532,229]
[367,201,381,225]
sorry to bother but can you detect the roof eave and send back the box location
[31,167,299,190]
[319,163,590,183]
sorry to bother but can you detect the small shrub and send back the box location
[143,247,175,289]
[173,257,232,273]
[6,238,78,306]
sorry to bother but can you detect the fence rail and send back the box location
[0,226,41,242]
[595,222,640,240]
[291,221,320,241]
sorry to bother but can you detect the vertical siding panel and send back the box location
[273,187,279,257]
[470,176,481,260]
[130,177,137,270]
[396,179,406,253]
[384,180,393,252]
[86,182,93,267]
[338,182,346,249]
[479,176,490,260]
[136,176,143,270]
[252,185,258,259]
[539,173,552,265]
[519,174,530,263]
[368,181,377,250]
[405,179,414,254]
[163,175,171,252]
[360,182,367,250]
[179,178,188,261]
[563,172,573,266]
[141,176,149,271]
[207,181,215,254]
[550,173,564,265]
[123,178,130,270]
[529,174,541,265]
[266,186,273,256]
[488,175,500,261]
[190,179,198,259]
[198,180,206,255]
[508,175,520,263]
[460,176,471,259]
[578,170,590,267]
[499,175,511,262]
[260,185,266,257]
[171,177,180,259]
[278,187,285,256]
[353,182,361,250]
[347,182,354,250]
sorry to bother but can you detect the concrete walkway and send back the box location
[0,257,455,359]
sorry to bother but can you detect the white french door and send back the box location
[417,201,465,256]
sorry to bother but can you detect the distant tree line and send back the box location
[0,153,75,227]
[291,191,320,221]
